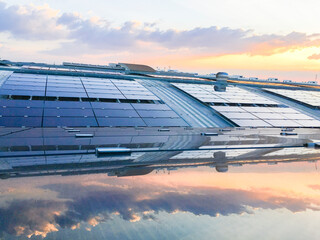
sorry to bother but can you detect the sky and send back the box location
[1,0,320,81]
[2,163,320,239]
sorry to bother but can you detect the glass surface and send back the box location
[0,100,44,107]
[97,117,146,126]
[44,101,91,108]
[0,116,42,127]
[87,93,125,98]
[143,118,188,126]
[1,128,320,239]
[43,117,98,127]
[44,108,94,117]
[91,102,133,109]
[93,109,140,117]
[137,110,179,118]
[0,89,45,96]
[132,103,171,110]
[1,107,43,116]
[46,91,87,97]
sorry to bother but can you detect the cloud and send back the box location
[1,1,320,58]
[0,199,66,238]
[0,2,67,40]
[308,53,320,60]
[0,179,319,238]
[309,184,320,190]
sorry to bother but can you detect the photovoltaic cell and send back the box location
[137,110,179,118]
[97,117,146,127]
[43,117,98,127]
[0,100,44,108]
[44,101,91,108]
[0,116,42,127]
[44,108,94,117]
[93,109,140,117]
[143,118,188,127]
[1,107,43,116]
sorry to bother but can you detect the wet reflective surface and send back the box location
[2,127,320,239]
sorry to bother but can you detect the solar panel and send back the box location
[266,89,320,107]
[93,109,140,117]
[43,117,98,127]
[143,118,188,126]
[137,110,179,118]
[0,99,44,108]
[46,91,87,97]
[231,119,271,127]
[44,101,90,108]
[132,104,171,110]
[97,117,146,127]
[264,119,300,127]
[44,108,94,117]
[0,116,42,127]
[173,83,279,105]
[1,107,43,116]
[91,102,133,109]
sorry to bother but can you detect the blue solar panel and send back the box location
[131,103,170,110]
[1,107,43,116]
[91,102,133,109]
[143,118,188,126]
[87,93,125,99]
[0,90,45,96]
[125,95,159,100]
[0,116,42,127]
[85,89,121,94]
[46,91,87,97]
[46,87,86,93]
[0,100,44,107]
[44,101,91,108]
[137,110,179,118]
[43,117,98,127]
[93,109,139,117]
[2,85,45,91]
[97,117,146,127]
[44,108,94,117]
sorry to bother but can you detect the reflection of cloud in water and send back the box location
[0,181,319,238]
[0,200,66,238]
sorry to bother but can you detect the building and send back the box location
[1,60,320,128]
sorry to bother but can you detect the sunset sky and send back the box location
[1,0,320,81]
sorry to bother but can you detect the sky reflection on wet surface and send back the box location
[2,127,320,239]
[2,162,320,240]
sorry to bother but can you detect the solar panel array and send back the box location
[173,83,320,127]
[0,73,188,127]
[212,105,320,127]
[173,83,278,104]
[22,65,124,76]
[265,88,320,107]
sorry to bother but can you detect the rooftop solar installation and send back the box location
[172,83,320,127]
[173,83,277,104]
[0,72,188,127]
[265,88,320,107]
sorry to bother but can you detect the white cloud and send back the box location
[1,1,320,59]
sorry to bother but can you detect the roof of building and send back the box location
[118,63,156,72]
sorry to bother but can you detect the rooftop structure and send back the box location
[1,59,320,240]
[118,63,156,72]
[0,60,319,128]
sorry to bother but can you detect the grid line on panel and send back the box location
[199,85,232,103]
[79,77,100,127]
[41,74,48,127]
